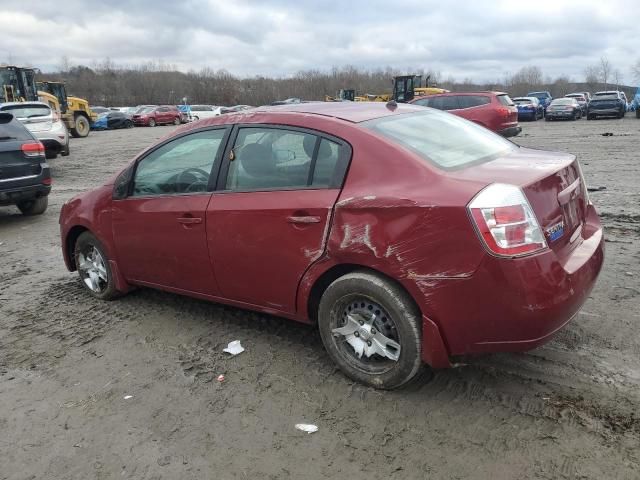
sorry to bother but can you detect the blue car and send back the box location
[526,91,553,111]
[513,96,544,121]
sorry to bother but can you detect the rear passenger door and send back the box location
[206,125,350,313]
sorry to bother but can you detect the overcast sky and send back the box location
[1,0,638,83]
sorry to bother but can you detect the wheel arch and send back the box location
[65,225,90,271]
[306,263,421,324]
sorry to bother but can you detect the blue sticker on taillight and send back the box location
[546,222,565,242]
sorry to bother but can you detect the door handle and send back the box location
[287,215,322,224]
[177,216,202,225]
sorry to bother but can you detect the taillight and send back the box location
[42,177,52,185]
[468,184,547,257]
[22,141,45,158]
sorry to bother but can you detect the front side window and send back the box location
[225,127,342,191]
[132,129,226,196]
[363,110,517,170]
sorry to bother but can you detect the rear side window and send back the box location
[497,94,514,106]
[419,96,459,111]
[225,127,344,191]
[458,95,491,109]
[363,110,517,170]
[0,114,33,141]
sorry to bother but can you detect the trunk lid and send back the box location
[451,147,588,255]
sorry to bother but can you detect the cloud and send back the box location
[1,0,637,83]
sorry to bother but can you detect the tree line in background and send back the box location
[26,56,640,107]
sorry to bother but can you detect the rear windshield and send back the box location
[592,94,618,101]
[362,111,517,170]
[0,104,51,118]
[514,98,533,105]
[551,99,574,105]
[0,114,32,141]
[496,94,514,106]
[528,92,549,100]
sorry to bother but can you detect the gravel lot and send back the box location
[1,115,639,479]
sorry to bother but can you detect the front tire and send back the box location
[70,115,90,138]
[148,118,156,127]
[74,232,121,300]
[318,271,423,390]
[173,117,181,125]
[17,196,48,215]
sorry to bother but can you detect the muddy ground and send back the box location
[1,115,639,480]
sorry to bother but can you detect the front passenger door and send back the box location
[112,127,229,295]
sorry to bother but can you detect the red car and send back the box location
[132,105,182,127]
[59,102,603,389]
[410,91,521,137]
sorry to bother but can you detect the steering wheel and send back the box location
[176,167,210,193]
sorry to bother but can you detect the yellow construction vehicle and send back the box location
[337,74,448,104]
[325,89,357,102]
[0,65,39,103]
[37,81,96,137]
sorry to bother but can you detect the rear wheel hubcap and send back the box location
[331,298,401,372]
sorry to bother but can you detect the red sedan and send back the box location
[410,91,521,137]
[59,102,604,389]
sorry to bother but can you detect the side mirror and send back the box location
[113,165,134,199]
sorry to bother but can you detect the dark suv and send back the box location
[0,112,51,215]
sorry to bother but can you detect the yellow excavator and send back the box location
[37,80,97,138]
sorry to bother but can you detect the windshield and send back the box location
[362,110,517,170]
[140,107,155,114]
[0,104,51,118]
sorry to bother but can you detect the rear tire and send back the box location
[17,196,48,216]
[74,232,122,301]
[70,115,90,138]
[318,271,423,390]
[636,109,640,119]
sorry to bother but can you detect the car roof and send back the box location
[246,101,427,123]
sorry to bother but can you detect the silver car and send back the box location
[0,101,69,159]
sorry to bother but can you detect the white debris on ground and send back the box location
[223,340,245,356]
[295,424,319,434]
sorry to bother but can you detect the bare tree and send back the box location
[632,59,640,82]
[613,69,623,89]
[599,56,612,90]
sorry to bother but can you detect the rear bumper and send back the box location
[0,182,51,206]
[546,111,576,119]
[498,126,522,138]
[588,108,622,116]
[413,205,604,357]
